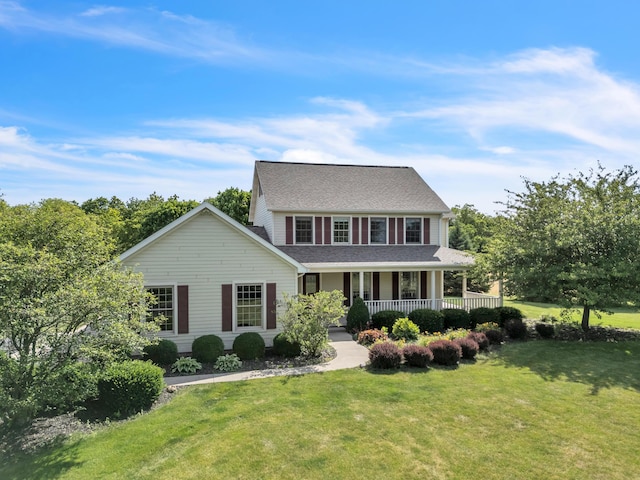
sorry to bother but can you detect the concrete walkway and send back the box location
[165,328,369,387]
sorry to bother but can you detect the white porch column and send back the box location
[359,271,364,299]
[462,273,468,298]
[430,270,436,309]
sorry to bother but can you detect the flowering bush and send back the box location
[428,339,462,366]
[357,329,388,346]
[368,342,402,369]
[171,357,202,374]
[476,322,500,332]
[454,337,480,360]
[402,344,433,368]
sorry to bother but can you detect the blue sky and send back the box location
[2,1,640,213]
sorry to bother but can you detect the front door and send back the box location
[303,273,320,295]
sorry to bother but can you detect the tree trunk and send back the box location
[581,305,590,331]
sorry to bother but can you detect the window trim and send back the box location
[369,216,388,245]
[294,216,314,245]
[332,216,351,245]
[146,284,177,334]
[405,217,422,244]
[233,281,266,331]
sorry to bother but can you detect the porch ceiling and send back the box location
[276,245,474,272]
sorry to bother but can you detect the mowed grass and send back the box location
[503,299,640,329]
[3,341,640,480]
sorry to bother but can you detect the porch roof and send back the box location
[276,245,474,272]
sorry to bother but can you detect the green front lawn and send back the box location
[3,341,640,479]
[503,299,640,330]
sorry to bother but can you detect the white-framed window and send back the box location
[236,283,264,328]
[352,272,371,301]
[401,272,418,299]
[370,217,387,244]
[405,217,422,244]
[333,216,350,244]
[147,286,174,332]
[295,216,313,244]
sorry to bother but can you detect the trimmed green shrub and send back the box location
[192,335,225,364]
[38,362,99,413]
[214,354,243,372]
[428,339,462,366]
[233,332,266,360]
[272,332,302,358]
[346,296,370,332]
[143,339,178,366]
[171,357,202,374]
[467,331,489,351]
[469,307,500,329]
[441,308,472,330]
[535,322,555,339]
[494,306,524,327]
[391,317,420,341]
[357,329,389,346]
[97,360,164,417]
[368,342,402,369]
[454,337,480,359]
[371,310,405,330]
[402,344,433,368]
[408,308,445,333]
[505,318,528,340]
[484,329,504,345]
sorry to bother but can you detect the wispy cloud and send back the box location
[79,5,126,17]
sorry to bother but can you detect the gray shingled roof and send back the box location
[254,161,451,214]
[277,245,473,269]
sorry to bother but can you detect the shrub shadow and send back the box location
[494,340,640,395]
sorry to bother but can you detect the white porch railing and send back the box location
[364,293,502,316]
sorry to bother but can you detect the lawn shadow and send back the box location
[494,340,640,395]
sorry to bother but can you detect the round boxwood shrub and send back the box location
[466,331,489,351]
[192,335,225,364]
[143,339,178,366]
[469,307,500,329]
[408,308,444,333]
[346,296,370,332]
[233,332,266,360]
[505,318,528,340]
[454,337,480,360]
[535,322,555,339]
[441,308,472,330]
[97,360,164,417]
[428,339,462,366]
[371,310,405,330]
[484,329,504,345]
[494,306,524,327]
[368,342,402,369]
[402,344,433,368]
[391,318,420,341]
[272,332,301,358]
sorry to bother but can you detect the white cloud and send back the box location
[79,6,125,17]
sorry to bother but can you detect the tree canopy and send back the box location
[205,187,251,225]
[489,165,640,330]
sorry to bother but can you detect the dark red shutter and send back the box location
[324,217,331,244]
[285,216,293,245]
[397,218,404,244]
[420,271,428,299]
[373,272,380,300]
[389,218,396,245]
[361,217,369,244]
[177,285,189,334]
[343,272,351,306]
[423,218,431,245]
[352,218,360,245]
[221,284,233,331]
[315,217,323,245]
[392,272,399,300]
[266,283,277,329]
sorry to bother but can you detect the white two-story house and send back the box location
[120,160,497,352]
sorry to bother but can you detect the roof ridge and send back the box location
[256,160,410,169]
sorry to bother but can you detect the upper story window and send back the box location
[295,216,313,244]
[236,284,263,328]
[370,217,387,244]
[333,217,350,244]
[405,218,422,244]
[147,286,174,331]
